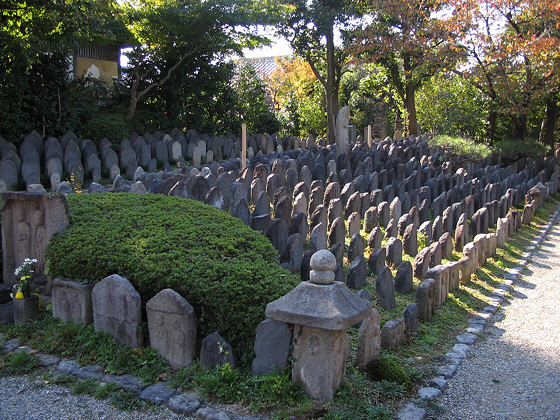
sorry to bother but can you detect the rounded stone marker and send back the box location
[309,249,336,285]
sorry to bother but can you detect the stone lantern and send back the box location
[265,249,371,401]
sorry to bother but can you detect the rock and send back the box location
[356,309,381,368]
[376,266,395,309]
[139,382,176,404]
[52,279,93,325]
[92,274,142,347]
[168,393,201,415]
[195,407,231,420]
[57,359,80,375]
[36,353,61,367]
[252,319,291,376]
[200,332,236,369]
[346,256,367,290]
[381,317,405,349]
[418,387,442,399]
[397,403,426,420]
[147,288,197,368]
[395,261,413,294]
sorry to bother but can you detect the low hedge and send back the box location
[46,193,299,367]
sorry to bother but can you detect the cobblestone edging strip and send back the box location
[397,202,560,420]
[0,336,267,420]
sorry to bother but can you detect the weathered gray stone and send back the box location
[147,288,196,368]
[418,387,442,399]
[139,382,176,404]
[397,403,426,420]
[403,303,418,338]
[252,319,291,376]
[363,206,379,233]
[347,211,361,238]
[348,233,365,261]
[328,217,346,248]
[200,332,236,369]
[403,223,418,257]
[368,247,386,275]
[346,255,367,290]
[356,309,381,368]
[57,359,80,375]
[92,274,142,347]
[395,261,413,294]
[385,237,403,268]
[367,227,382,250]
[376,266,396,309]
[195,407,231,420]
[381,317,405,349]
[52,278,93,325]
[416,278,436,321]
[168,393,201,415]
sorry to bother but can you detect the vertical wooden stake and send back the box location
[367,125,372,146]
[241,123,247,170]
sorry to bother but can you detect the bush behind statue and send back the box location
[46,193,299,367]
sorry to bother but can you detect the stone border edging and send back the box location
[397,200,560,420]
[0,337,267,420]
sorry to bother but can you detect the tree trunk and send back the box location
[405,83,418,136]
[403,56,417,136]
[487,110,497,145]
[511,114,527,139]
[126,94,138,120]
[541,97,558,155]
[325,26,339,144]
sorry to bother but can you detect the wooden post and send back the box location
[241,123,247,170]
[367,125,372,146]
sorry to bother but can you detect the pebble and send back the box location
[456,333,477,345]
[3,338,20,352]
[195,407,231,420]
[36,353,61,367]
[56,359,80,374]
[426,376,448,391]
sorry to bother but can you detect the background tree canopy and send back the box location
[0,0,558,154]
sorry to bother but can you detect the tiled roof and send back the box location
[236,56,279,79]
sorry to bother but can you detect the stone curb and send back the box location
[398,201,560,420]
[0,338,265,420]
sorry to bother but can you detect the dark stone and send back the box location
[231,198,250,226]
[348,233,365,261]
[376,267,396,310]
[280,233,304,274]
[266,219,289,256]
[139,382,176,404]
[252,319,291,376]
[416,279,436,321]
[200,332,236,369]
[334,263,346,283]
[367,227,382,249]
[402,223,418,256]
[274,196,292,227]
[289,212,308,239]
[330,242,344,267]
[328,217,346,248]
[300,251,314,282]
[347,256,367,290]
[403,303,418,338]
[395,261,413,294]
[413,246,431,279]
[168,393,201,415]
[368,247,386,275]
[385,237,403,268]
[438,232,453,260]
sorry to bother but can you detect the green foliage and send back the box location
[46,194,299,366]
[2,352,39,375]
[1,315,169,382]
[374,380,406,399]
[195,363,249,403]
[234,63,280,134]
[494,138,548,159]
[416,73,488,141]
[365,355,411,386]
[247,369,307,410]
[95,382,121,399]
[72,378,99,395]
[110,390,147,411]
[429,135,491,161]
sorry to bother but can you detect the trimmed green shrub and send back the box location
[46,193,299,367]
[365,356,410,386]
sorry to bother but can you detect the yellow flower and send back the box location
[14,291,24,299]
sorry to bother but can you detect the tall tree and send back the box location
[278,0,356,143]
[121,0,276,120]
[350,0,458,136]
[450,0,560,147]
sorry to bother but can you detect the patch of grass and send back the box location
[0,315,170,383]
[72,378,98,395]
[1,352,39,375]
[94,382,121,399]
[429,135,491,161]
[110,390,148,411]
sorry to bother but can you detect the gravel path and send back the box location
[0,375,189,420]
[438,220,560,419]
